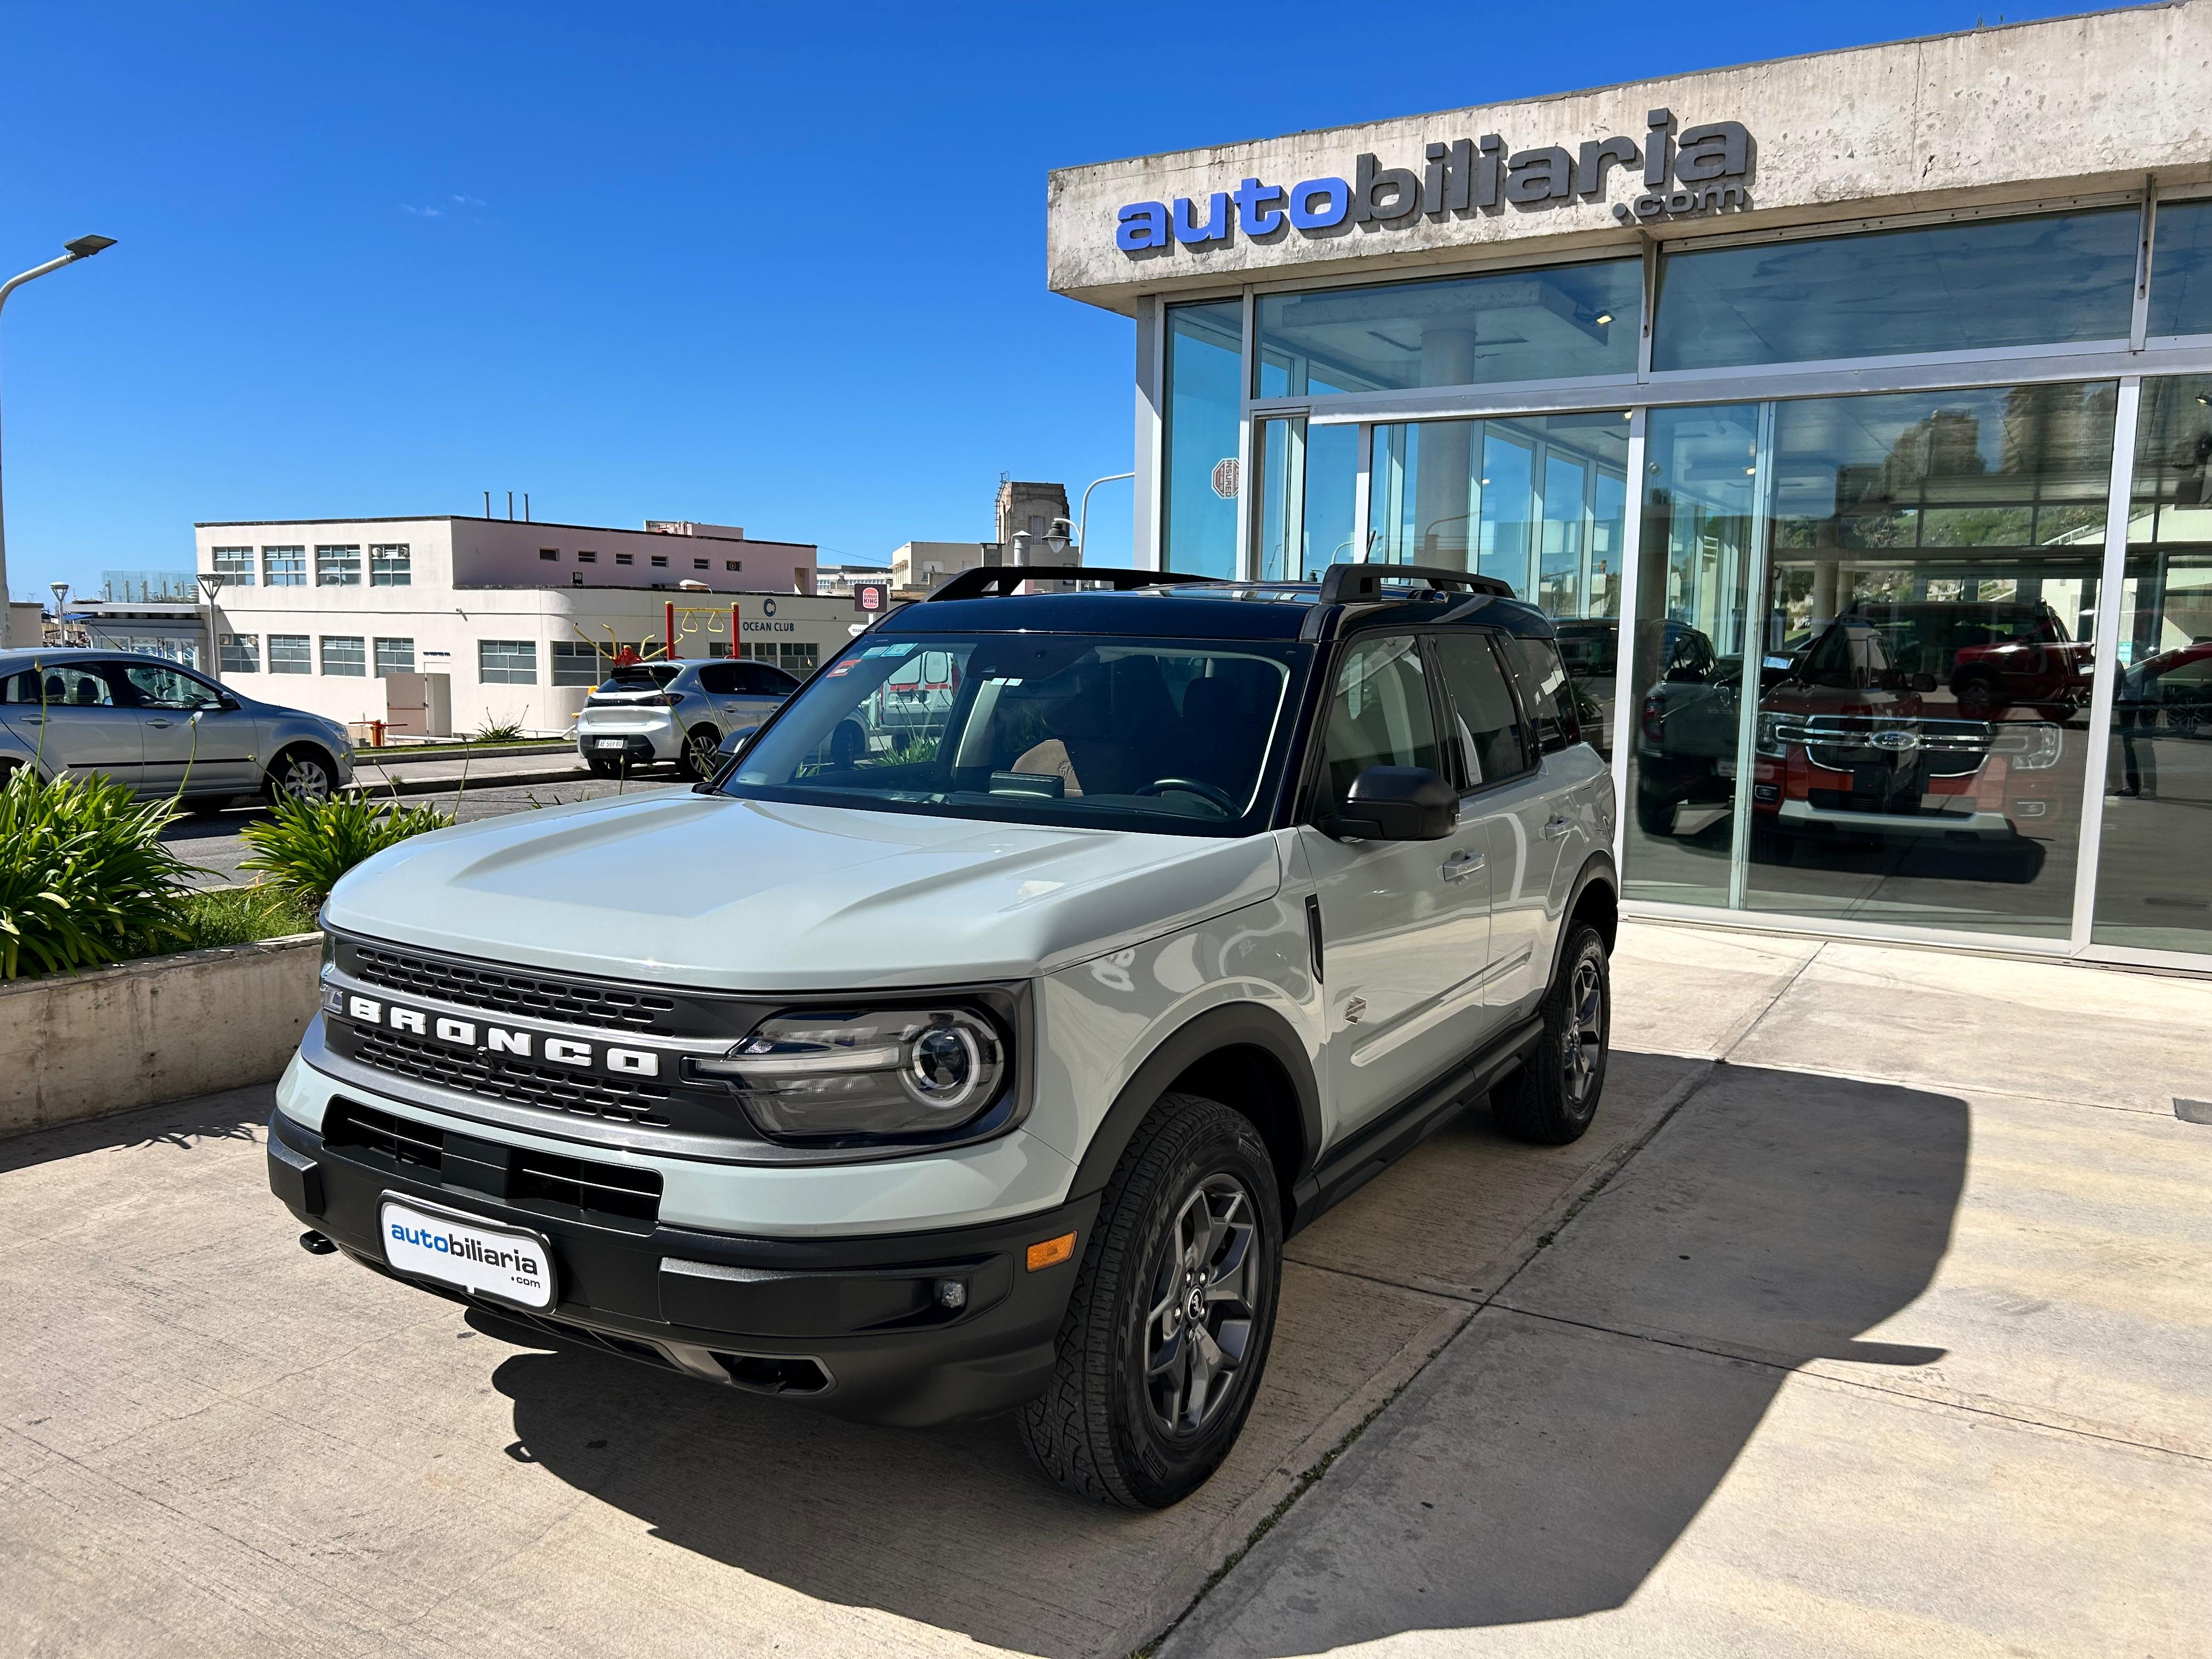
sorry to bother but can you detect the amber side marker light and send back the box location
[1026,1232,1077,1271]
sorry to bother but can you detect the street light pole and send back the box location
[0,235,119,637]
[1077,471,1136,565]
[196,571,224,684]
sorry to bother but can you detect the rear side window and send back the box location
[743,664,800,693]
[695,662,740,695]
[1431,633,1534,788]
[2,663,118,706]
[1500,634,1582,754]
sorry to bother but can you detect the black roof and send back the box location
[877,571,1555,644]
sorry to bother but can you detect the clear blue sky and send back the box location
[0,1,2079,602]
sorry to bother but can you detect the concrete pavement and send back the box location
[3,921,2208,1656]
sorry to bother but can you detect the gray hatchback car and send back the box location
[0,647,356,814]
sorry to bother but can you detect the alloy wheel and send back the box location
[278,756,332,803]
[1561,955,1605,1107]
[1143,1175,1259,1437]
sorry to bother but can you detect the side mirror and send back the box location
[717,725,760,759]
[1320,765,1458,842]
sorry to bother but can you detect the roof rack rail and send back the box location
[1315,563,1515,607]
[924,565,1224,602]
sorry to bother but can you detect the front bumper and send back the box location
[268,1105,1096,1426]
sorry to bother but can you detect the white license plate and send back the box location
[379,1197,556,1311]
[594,738,626,749]
[1717,758,1738,779]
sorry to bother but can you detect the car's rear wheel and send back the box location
[1634,780,1677,836]
[1491,924,1610,1146]
[676,725,720,780]
[267,748,336,805]
[1018,1092,1282,1509]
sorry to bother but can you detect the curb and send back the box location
[348,764,597,798]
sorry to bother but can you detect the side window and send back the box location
[16,663,121,708]
[695,662,739,695]
[749,664,800,693]
[118,662,222,709]
[1500,634,1582,754]
[1432,633,1534,788]
[1312,635,1441,817]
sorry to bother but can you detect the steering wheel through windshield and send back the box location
[1132,777,1239,816]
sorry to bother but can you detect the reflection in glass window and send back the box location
[211,547,253,586]
[1254,418,1359,580]
[1163,301,1242,578]
[1368,411,1629,619]
[268,634,311,673]
[2096,375,2212,952]
[1315,636,1440,817]
[1256,261,1638,397]
[370,544,411,586]
[2148,199,2212,338]
[219,634,260,674]
[1653,208,2138,371]
[263,547,306,586]
[1623,404,1761,909]
[1748,382,2117,938]
[550,641,601,686]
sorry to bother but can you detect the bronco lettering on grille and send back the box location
[323,987,661,1079]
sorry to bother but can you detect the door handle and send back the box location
[1441,849,1485,882]
[146,718,174,728]
[1543,814,1575,840]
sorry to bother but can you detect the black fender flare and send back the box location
[1546,848,1620,993]
[1066,1000,1322,1203]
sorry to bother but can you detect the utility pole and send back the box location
[0,235,117,636]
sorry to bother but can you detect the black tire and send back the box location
[676,725,720,781]
[1491,924,1610,1146]
[1018,1092,1282,1510]
[266,747,336,805]
[184,797,232,818]
[586,757,624,778]
[1634,781,1677,837]
[1954,673,2002,716]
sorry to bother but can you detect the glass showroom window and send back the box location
[1652,208,2140,372]
[316,545,362,585]
[2148,199,2212,339]
[479,640,537,684]
[320,636,366,676]
[370,544,411,586]
[1254,417,1358,580]
[211,546,253,586]
[1255,259,1639,397]
[263,546,306,586]
[1161,300,1243,578]
[549,641,600,686]
[219,634,261,674]
[374,637,415,677]
[1626,381,2118,940]
[2094,375,2212,953]
[267,634,311,674]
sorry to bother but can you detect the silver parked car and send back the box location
[574,656,802,779]
[0,648,356,814]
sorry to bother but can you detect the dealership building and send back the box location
[1048,2,2212,970]
[194,514,855,736]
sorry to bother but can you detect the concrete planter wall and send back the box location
[1,932,321,1138]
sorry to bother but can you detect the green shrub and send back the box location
[238,792,454,908]
[0,766,192,980]
[173,884,320,951]
[471,713,528,742]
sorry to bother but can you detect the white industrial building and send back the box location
[193,514,859,736]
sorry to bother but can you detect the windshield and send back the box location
[719,634,1310,834]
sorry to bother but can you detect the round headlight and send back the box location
[907,1018,984,1111]
[691,1006,1009,1141]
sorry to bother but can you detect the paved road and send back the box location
[162,775,670,883]
[5,924,2209,1656]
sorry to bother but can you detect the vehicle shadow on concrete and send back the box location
[1160,1062,1973,1654]
[479,1061,1967,1657]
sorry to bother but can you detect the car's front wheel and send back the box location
[1491,923,1610,1145]
[676,725,720,780]
[1018,1093,1282,1509]
[267,748,336,805]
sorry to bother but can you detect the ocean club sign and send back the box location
[1115,108,1753,253]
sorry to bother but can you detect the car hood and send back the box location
[322,789,1283,991]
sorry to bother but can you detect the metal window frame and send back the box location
[2068,376,2142,949]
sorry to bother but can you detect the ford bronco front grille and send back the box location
[346,942,679,1033]
[351,1026,675,1127]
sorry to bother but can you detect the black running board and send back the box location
[1287,1015,1545,1236]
